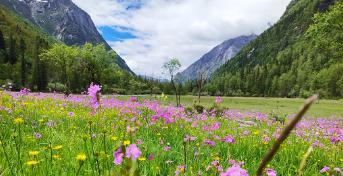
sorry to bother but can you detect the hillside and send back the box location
[0,0,133,73]
[0,5,56,89]
[208,0,342,98]
[177,35,256,82]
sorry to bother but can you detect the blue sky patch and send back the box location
[98,26,137,42]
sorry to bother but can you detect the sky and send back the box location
[72,0,292,77]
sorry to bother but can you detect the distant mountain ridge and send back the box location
[0,0,133,73]
[177,34,257,81]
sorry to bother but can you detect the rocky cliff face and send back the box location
[0,0,133,73]
[177,35,257,81]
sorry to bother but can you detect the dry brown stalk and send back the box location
[256,95,318,176]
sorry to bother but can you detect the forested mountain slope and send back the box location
[208,0,342,98]
[0,0,133,73]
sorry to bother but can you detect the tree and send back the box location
[9,34,17,65]
[19,38,27,87]
[162,58,181,106]
[0,29,4,50]
[0,29,6,63]
[40,43,77,92]
[32,38,48,91]
[196,70,207,103]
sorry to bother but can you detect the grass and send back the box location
[0,91,342,175]
[115,95,343,118]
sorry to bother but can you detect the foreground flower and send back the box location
[220,166,249,176]
[26,160,39,166]
[113,148,124,165]
[87,83,101,110]
[126,144,142,160]
[76,153,87,161]
[266,168,277,176]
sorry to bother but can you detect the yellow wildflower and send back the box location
[76,153,87,161]
[111,136,118,141]
[253,131,259,135]
[14,117,24,124]
[26,160,39,166]
[123,140,131,146]
[213,156,220,161]
[52,145,63,150]
[53,155,61,159]
[29,151,40,156]
[138,157,146,161]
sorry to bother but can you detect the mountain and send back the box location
[177,35,256,81]
[208,0,342,98]
[0,0,133,73]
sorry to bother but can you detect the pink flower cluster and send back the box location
[19,88,30,95]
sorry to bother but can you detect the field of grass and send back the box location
[115,95,343,118]
[0,89,342,176]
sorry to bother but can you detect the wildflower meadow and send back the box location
[0,84,342,176]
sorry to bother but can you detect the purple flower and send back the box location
[222,135,236,143]
[46,120,55,128]
[87,83,101,110]
[210,122,221,131]
[148,154,154,160]
[68,112,75,117]
[125,144,141,160]
[130,97,138,102]
[320,166,330,173]
[137,139,143,145]
[34,132,42,139]
[215,96,223,104]
[263,135,271,143]
[113,148,124,165]
[163,146,171,151]
[20,88,30,95]
[203,139,216,146]
[330,135,343,144]
[220,166,249,176]
[266,168,277,176]
[334,167,343,175]
[184,135,197,142]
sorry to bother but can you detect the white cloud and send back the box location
[72,0,291,77]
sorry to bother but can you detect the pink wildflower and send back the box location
[87,83,101,110]
[125,144,141,160]
[266,168,277,176]
[320,166,330,173]
[220,165,249,176]
[215,96,223,104]
[222,135,236,143]
[113,148,124,165]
